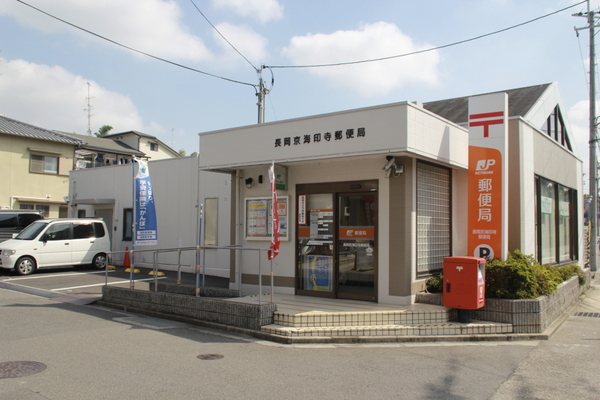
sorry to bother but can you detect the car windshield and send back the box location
[15,221,48,240]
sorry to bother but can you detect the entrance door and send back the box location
[296,181,377,302]
[337,193,377,300]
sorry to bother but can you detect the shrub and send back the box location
[484,250,586,299]
[425,273,443,293]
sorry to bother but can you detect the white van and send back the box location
[0,218,110,275]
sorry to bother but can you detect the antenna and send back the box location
[84,82,94,135]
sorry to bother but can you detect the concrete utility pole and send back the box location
[256,68,269,124]
[575,0,600,271]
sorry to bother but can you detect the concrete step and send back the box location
[273,309,454,328]
[262,320,513,338]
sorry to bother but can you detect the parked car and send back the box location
[0,218,110,275]
[0,210,45,242]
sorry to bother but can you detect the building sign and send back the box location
[467,93,508,260]
[274,127,366,148]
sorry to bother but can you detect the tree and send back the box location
[178,149,186,156]
[95,125,113,137]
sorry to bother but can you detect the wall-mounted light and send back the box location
[382,156,403,178]
[245,177,253,189]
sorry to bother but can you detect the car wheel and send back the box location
[92,253,107,270]
[15,256,36,276]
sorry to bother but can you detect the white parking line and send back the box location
[2,270,114,281]
[50,277,166,291]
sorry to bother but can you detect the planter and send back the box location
[416,268,591,333]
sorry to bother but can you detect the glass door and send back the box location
[297,194,335,296]
[337,193,377,301]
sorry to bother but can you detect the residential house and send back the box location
[101,131,181,160]
[0,115,81,217]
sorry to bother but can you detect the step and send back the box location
[273,309,455,328]
[262,320,513,338]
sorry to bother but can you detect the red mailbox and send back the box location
[442,256,486,310]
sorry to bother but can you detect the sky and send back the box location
[1,0,599,191]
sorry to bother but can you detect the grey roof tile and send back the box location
[0,115,82,145]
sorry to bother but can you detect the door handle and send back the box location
[65,242,70,245]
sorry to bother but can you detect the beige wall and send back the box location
[0,133,74,218]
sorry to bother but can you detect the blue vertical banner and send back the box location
[134,159,158,246]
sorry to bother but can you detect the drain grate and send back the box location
[575,312,600,318]
[0,361,47,379]
[197,354,224,360]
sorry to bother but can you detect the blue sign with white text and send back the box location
[134,160,158,245]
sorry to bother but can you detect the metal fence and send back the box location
[105,245,275,303]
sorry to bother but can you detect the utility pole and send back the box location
[575,0,600,271]
[256,66,270,124]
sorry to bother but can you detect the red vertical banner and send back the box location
[267,162,280,260]
[467,93,508,260]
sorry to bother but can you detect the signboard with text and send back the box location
[467,93,508,260]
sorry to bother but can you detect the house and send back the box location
[101,131,181,160]
[0,115,81,217]
[196,82,582,305]
[62,132,146,168]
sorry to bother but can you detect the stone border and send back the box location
[101,286,276,330]
[415,269,592,333]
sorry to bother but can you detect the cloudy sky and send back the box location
[1,0,598,190]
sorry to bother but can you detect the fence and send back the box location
[105,245,275,303]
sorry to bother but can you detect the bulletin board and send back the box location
[245,196,289,241]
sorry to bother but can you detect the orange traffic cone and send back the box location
[123,247,130,268]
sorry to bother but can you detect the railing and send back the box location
[105,245,275,303]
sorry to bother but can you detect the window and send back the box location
[536,176,577,264]
[150,143,158,151]
[541,106,572,151]
[44,223,71,241]
[203,198,218,246]
[123,208,133,241]
[73,223,95,239]
[416,161,451,275]
[20,204,49,216]
[30,154,59,174]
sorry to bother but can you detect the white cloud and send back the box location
[210,22,269,68]
[0,58,146,135]
[281,22,441,96]
[1,0,212,62]
[211,0,283,23]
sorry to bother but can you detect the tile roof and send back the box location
[423,83,552,125]
[59,131,146,156]
[0,115,82,145]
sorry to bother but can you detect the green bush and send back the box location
[425,273,443,293]
[484,250,585,299]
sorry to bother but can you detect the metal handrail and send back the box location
[105,245,274,303]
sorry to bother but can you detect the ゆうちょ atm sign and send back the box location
[467,93,508,261]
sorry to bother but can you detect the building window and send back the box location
[19,204,49,216]
[30,154,59,174]
[416,161,451,275]
[150,143,158,151]
[123,208,133,241]
[536,176,577,264]
[541,106,572,151]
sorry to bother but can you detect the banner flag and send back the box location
[134,159,158,246]
[267,161,280,260]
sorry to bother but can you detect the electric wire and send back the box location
[188,0,259,72]
[265,1,587,70]
[17,0,256,88]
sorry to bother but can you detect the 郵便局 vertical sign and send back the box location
[468,93,508,260]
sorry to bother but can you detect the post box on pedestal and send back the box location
[442,256,486,310]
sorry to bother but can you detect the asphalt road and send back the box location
[0,270,599,400]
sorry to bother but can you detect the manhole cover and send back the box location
[197,354,224,360]
[0,361,47,379]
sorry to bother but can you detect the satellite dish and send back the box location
[76,160,87,169]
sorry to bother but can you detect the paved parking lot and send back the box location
[0,266,227,303]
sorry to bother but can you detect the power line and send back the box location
[188,0,259,72]
[265,1,587,70]
[17,0,256,89]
